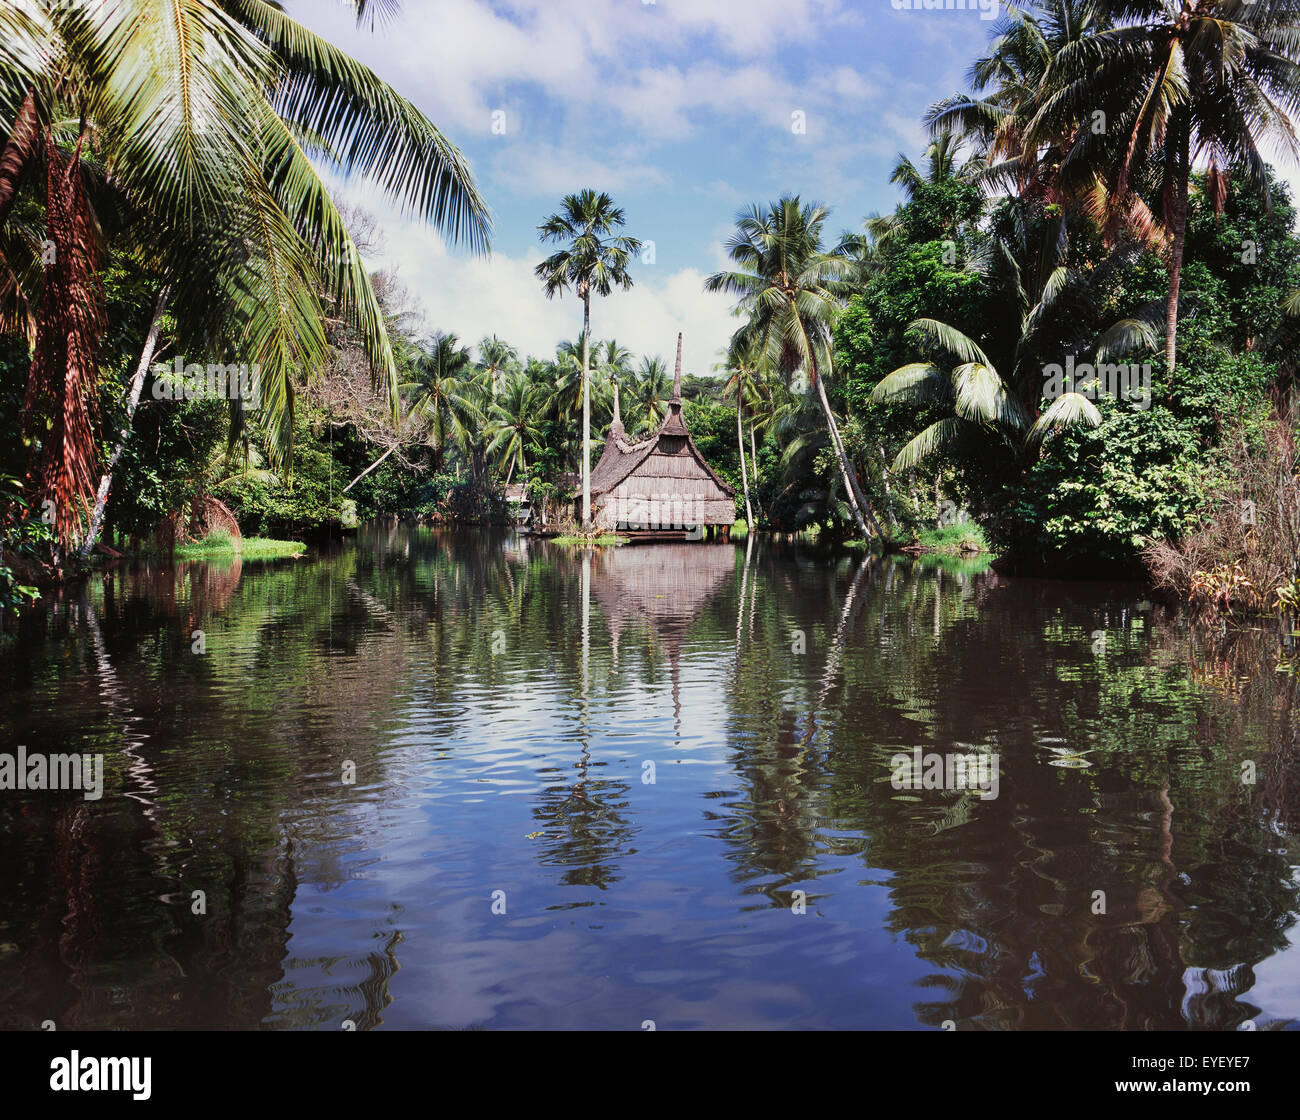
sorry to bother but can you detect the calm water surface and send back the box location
[2,524,1298,1030]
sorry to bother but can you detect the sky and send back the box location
[291,0,1299,377]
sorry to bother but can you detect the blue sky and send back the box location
[292,1,1024,373]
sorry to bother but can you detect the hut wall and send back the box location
[596,468,735,530]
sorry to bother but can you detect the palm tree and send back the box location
[628,356,670,434]
[719,340,763,528]
[1076,0,1300,373]
[871,208,1160,469]
[476,335,519,399]
[871,319,1058,471]
[548,340,585,428]
[0,0,490,556]
[838,132,983,271]
[403,331,482,473]
[705,195,883,543]
[892,131,981,199]
[930,0,1300,374]
[925,1,1106,194]
[535,190,641,531]
[487,374,542,485]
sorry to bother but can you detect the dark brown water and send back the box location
[1,524,1298,1030]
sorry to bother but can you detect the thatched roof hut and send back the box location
[590,333,735,533]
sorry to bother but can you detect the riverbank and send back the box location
[173,533,307,560]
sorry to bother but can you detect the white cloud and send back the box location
[344,183,736,370]
[294,0,874,140]
[487,140,672,198]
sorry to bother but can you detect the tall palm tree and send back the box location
[1075,0,1300,372]
[487,373,543,485]
[705,195,883,543]
[925,0,1107,195]
[925,0,1167,267]
[534,190,641,530]
[719,340,762,528]
[0,0,490,555]
[929,0,1300,374]
[403,331,482,473]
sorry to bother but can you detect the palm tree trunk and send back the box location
[736,399,753,528]
[78,286,170,559]
[581,295,591,531]
[812,353,882,543]
[343,443,399,493]
[749,424,765,522]
[1165,117,1191,375]
[879,443,897,527]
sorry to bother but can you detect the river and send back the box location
[1,523,1297,1029]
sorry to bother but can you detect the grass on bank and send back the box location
[552,533,628,546]
[173,531,306,560]
[913,520,990,554]
[838,517,990,555]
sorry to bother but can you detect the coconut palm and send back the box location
[893,131,982,199]
[871,207,1160,469]
[705,195,883,543]
[534,190,641,530]
[476,335,519,399]
[487,374,543,485]
[594,338,633,430]
[929,0,1300,374]
[1074,0,1300,373]
[403,331,482,473]
[0,0,490,555]
[838,131,983,273]
[924,0,1168,265]
[718,340,764,528]
[548,339,585,425]
[628,356,670,435]
[924,0,1108,193]
[597,339,634,389]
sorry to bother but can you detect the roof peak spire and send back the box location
[672,332,682,401]
[610,373,623,438]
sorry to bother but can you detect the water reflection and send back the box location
[0,526,1297,1029]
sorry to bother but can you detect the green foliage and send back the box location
[216,418,344,538]
[103,388,228,542]
[682,398,743,507]
[992,328,1274,573]
[0,475,50,621]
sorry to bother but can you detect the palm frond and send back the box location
[1026,390,1102,447]
[891,417,966,472]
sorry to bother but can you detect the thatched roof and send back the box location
[590,332,735,500]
